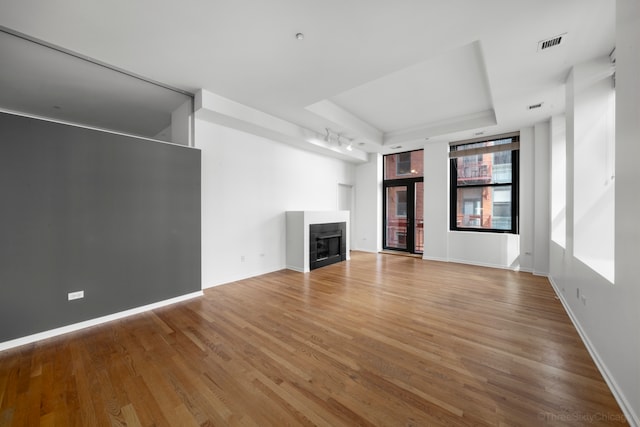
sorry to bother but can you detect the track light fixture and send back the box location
[324,128,354,151]
[325,128,340,144]
[324,128,333,143]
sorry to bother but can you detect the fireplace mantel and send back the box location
[286,211,350,272]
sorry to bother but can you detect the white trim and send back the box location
[0,291,203,353]
[418,255,531,272]
[285,265,305,273]
[548,277,639,427]
[447,257,522,271]
[421,255,449,263]
[202,282,228,289]
[532,270,549,277]
[353,248,379,254]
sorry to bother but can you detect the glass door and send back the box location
[383,150,424,254]
[385,185,409,250]
[384,181,423,254]
[414,181,424,253]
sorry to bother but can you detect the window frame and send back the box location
[383,149,424,253]
[449,133,520,234]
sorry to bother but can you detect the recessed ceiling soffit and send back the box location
[305,41,496,147]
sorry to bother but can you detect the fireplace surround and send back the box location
[286,211,350,272]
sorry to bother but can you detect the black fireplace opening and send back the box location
[309,222,347,270]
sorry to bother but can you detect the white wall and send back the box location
[420,126,549,271]
[533,121,551,275]
[171,99,193,147]
[571,56,616,282]
[550,114,567,247]
[613,0,640,421]
[548,2,640,421]
[519,127,534,272]
[353,153,382,252]
[448,231,520,268]
[196,119,354,287]
[423,142,449,261]
[154,99,194,145]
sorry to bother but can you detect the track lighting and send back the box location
[324,128,354,151]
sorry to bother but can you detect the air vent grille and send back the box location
[528,103,543,110]
[538,33,566,51]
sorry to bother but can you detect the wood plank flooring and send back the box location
[0,251,628,426]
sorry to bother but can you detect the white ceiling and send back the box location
[0,0,615,154]
[330,41,493,134]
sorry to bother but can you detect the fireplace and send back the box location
[285,211,350,272]
[309,222,347,270]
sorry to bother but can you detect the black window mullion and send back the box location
[450,158,458,233]
[512,149,519,234]
[456,183,512,190]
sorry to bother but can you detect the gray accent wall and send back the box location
[0,112,201,343]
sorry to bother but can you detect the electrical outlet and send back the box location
[240,255,245,262]
[68,290,84,301]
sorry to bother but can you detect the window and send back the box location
[449,133,519,233]
[384,150,423,180]
[397,152,412,175]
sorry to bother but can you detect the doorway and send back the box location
[382,150,424,254]
[383,181,423,253]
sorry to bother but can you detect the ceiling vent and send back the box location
[538,33,566,51]
[528,102,543,110]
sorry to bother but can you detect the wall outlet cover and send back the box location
[68,290,84,301]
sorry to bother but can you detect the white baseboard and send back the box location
[421,255,448,262]
[447,257,521,272]
[203,266,293,289]
[0,291,203,353]
[202,281,227,289]
[548,277,639,427]
[351,248,379,254]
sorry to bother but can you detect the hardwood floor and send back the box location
[0,252,628,426]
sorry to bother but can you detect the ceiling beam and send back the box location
[195,90,368,163]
